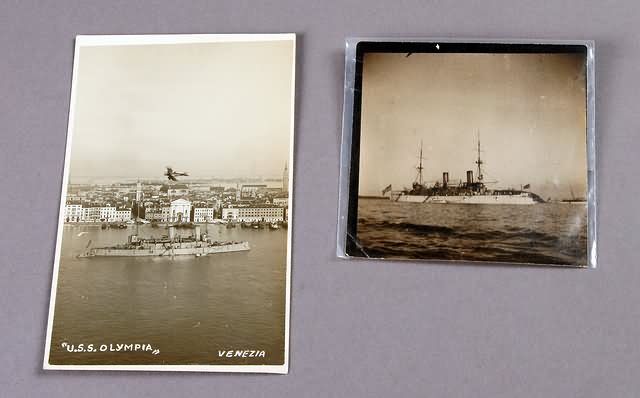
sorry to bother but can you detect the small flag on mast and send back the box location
[382,184,392,195]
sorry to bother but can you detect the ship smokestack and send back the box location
[442,172,449,188]
[194,225,201,241]
[466,170,473,185]
[168,226,176,241]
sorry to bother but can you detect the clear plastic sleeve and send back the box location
[337,38,596,268]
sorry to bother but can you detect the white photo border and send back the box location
[43,33,296,373]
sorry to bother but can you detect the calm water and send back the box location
[49,224,287,365]
[354,199,588,266]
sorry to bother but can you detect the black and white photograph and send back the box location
[342,41,594,267]
[44,34,295,372]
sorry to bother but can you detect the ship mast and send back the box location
[475,131,484,181]
[417,140,424,185]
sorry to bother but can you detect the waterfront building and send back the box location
[193,207,216,223]
[222,205,284,222]
[64,202,82,222]
[144,207,164,222]
[100,206,117,222]
[164,198,191,223]
[81,206,101,222]
[114,208,132,222]
[222,207,238,220]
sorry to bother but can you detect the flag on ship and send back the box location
[523,184,530,190]
[382,184,392,195]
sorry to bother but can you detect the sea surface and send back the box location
[48,224,287,366]
[354,198,588,266]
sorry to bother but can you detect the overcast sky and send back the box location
[69,39,294,182]
[358,52,587,200]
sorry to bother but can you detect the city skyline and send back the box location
[68,168,289,185]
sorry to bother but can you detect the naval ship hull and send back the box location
[80,241,250,257]
[393,193,537,205]
[389,138,545,206]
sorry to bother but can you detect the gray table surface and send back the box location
[2,1,639,397]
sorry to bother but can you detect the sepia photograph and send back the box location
[342,40,594,267]
[44,34,295,372]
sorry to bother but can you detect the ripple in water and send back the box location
[352,199,588,266]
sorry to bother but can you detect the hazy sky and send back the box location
[69,39,294,182]
[358,52,587,199]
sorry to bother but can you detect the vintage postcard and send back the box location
[339,39,595,267]
[44,34,295,372]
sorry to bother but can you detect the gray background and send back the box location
[1,0,638,396]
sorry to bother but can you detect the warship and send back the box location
[79,224,250,257]
[388,138,545,205]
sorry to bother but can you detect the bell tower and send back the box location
[282,162,289,193]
